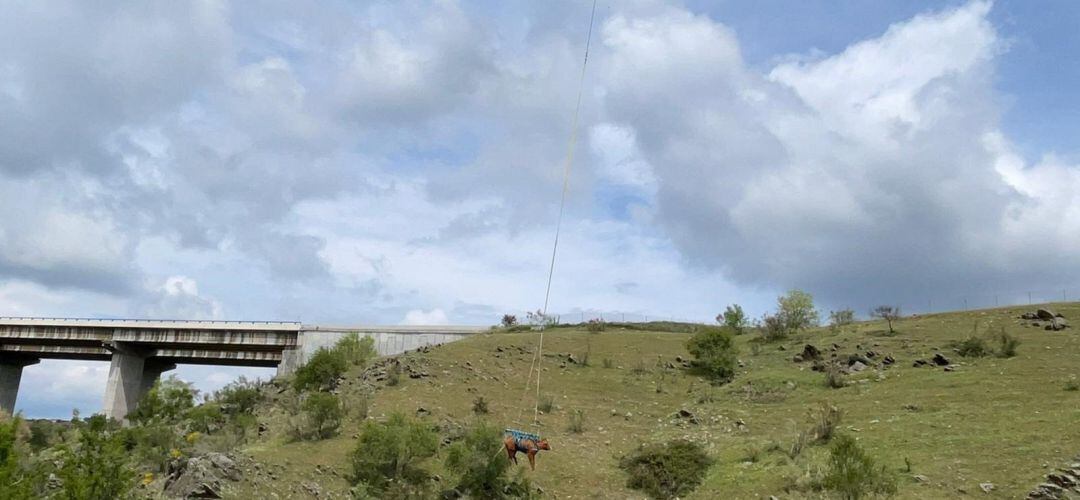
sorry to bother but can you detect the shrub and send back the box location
[121,421,183,472]
[777,289,820,332]
[567,409,586,434]
[302,392,343,440]
[0,414,39,500]
[501,314,518,328]
[472,396,489,415]
[213,377,263,416]
[787,429,809,460]
[185,403,226,435]
[27,419,57,452]
[293,347,347,392]
[761,313,789,342]
[829,309,856,331]
[823,434,897,499]
[386,362,402,387]
[1065,379,1079,392]
[685,326,738,383]
[585,319,605,333]
[995,328,1020,358]
[537,395,555,414]
[870,306,900,334]
[128,376,197,425]
[58,414,136,500]
[602,358,614,369]
[811,404,843,443]
[445,421,532,499]
[954,336,989,358]
[349,413,438,496]
[335,333,377,367]
[825,367,846,389]
[718,304,748,335]
[619,440,713,500]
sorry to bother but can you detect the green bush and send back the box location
[213,376,263,415]
[829,309,856,331]
[445,421,532,499]
[128,375,197,425]
[995,329,1020,358]
[472,396,489,415]
[953,336,989,358]
[537,395,555,414]
[761,314,789,342]
[685,326,738,382]
[823,434,897,499]
[0,414,39,500]
[585,319,605,333]
[302,392,343,440]
[335,333,377,366]
[293,347,348,392]
[619,440,713,500]
[567,409,586,434]
[185,402,226,434]
[349,413,438,496]
[58,414,136,500]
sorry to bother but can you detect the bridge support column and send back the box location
[276,348,302,378]
[0,357,39,417]
[103,344,175,421]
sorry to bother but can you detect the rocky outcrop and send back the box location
[164,453,242,499]
[1027,455,1080,499]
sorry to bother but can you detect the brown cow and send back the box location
[504,435,551,470]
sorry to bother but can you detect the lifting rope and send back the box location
[512,0,599,436]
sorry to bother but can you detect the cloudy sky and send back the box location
[3,0,1080,417]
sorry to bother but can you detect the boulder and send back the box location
[882,355,895,366]
[932,353,951,366]
[164,453,242,499]
[848,361,867,373]
[1021,312,1038,320]
[801,344,822,361]
[1037,309,1056,321]
[1051,318,1069,331]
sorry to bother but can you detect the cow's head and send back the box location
[537,439,551,451]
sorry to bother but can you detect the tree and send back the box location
[716,304,748,335]
[685,327,738,383]
[335,333,377,366]
[777,289,819,332]
[501,314,518,328]
[57,414,135,500]
[302,392,343,440]
[349,413,438,497]
[293,347,347,392]
[870,305,901,333]
[0,414,37,500]
[128,376,197,425]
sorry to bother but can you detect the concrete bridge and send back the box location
[0,317,484,420]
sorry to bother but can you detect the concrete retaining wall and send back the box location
[298,326,483,363]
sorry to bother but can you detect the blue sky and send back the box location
[2,0,1080,417]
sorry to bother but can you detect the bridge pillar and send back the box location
[0,357,40,417]
[276,348,302,378]
[102,344,175,421]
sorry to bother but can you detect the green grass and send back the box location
[230,304,1080,499]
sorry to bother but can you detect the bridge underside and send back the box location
[0,320,302,420]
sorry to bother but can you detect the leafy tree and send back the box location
[685,327,738,383]
[128,376,196,425]
[293,347,347,392]
[302,392,343,440]
[777,289,819,332]
[870,305,901,333]
[829,309,856,331]
[349,413,438,496]
[501,314,518,328]
[57,414,136,500]
[717,304,748,335]
[184,402,226,434]
[445,421,531,499]
[212,376,263,415]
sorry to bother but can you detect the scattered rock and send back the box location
[792,354,804,363]
[882,355,895,366]
[674,409,699,425]
[913,359,928,367]
[914,474,929,483]
[416,407,430,417]
[1021,312,1038,320]
[848,361,868,373]
[801,344,822,361]
[979,482,994,493]
[944,365,956,372]
[932,353,951,366]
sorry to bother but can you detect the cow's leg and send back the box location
[528,450,536,470]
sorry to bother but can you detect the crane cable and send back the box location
[516,0,598,434]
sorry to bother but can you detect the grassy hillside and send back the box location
[232,303,1080,499]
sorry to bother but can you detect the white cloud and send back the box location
[401,308,449,326]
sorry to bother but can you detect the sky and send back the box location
[2,0,1080,417]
